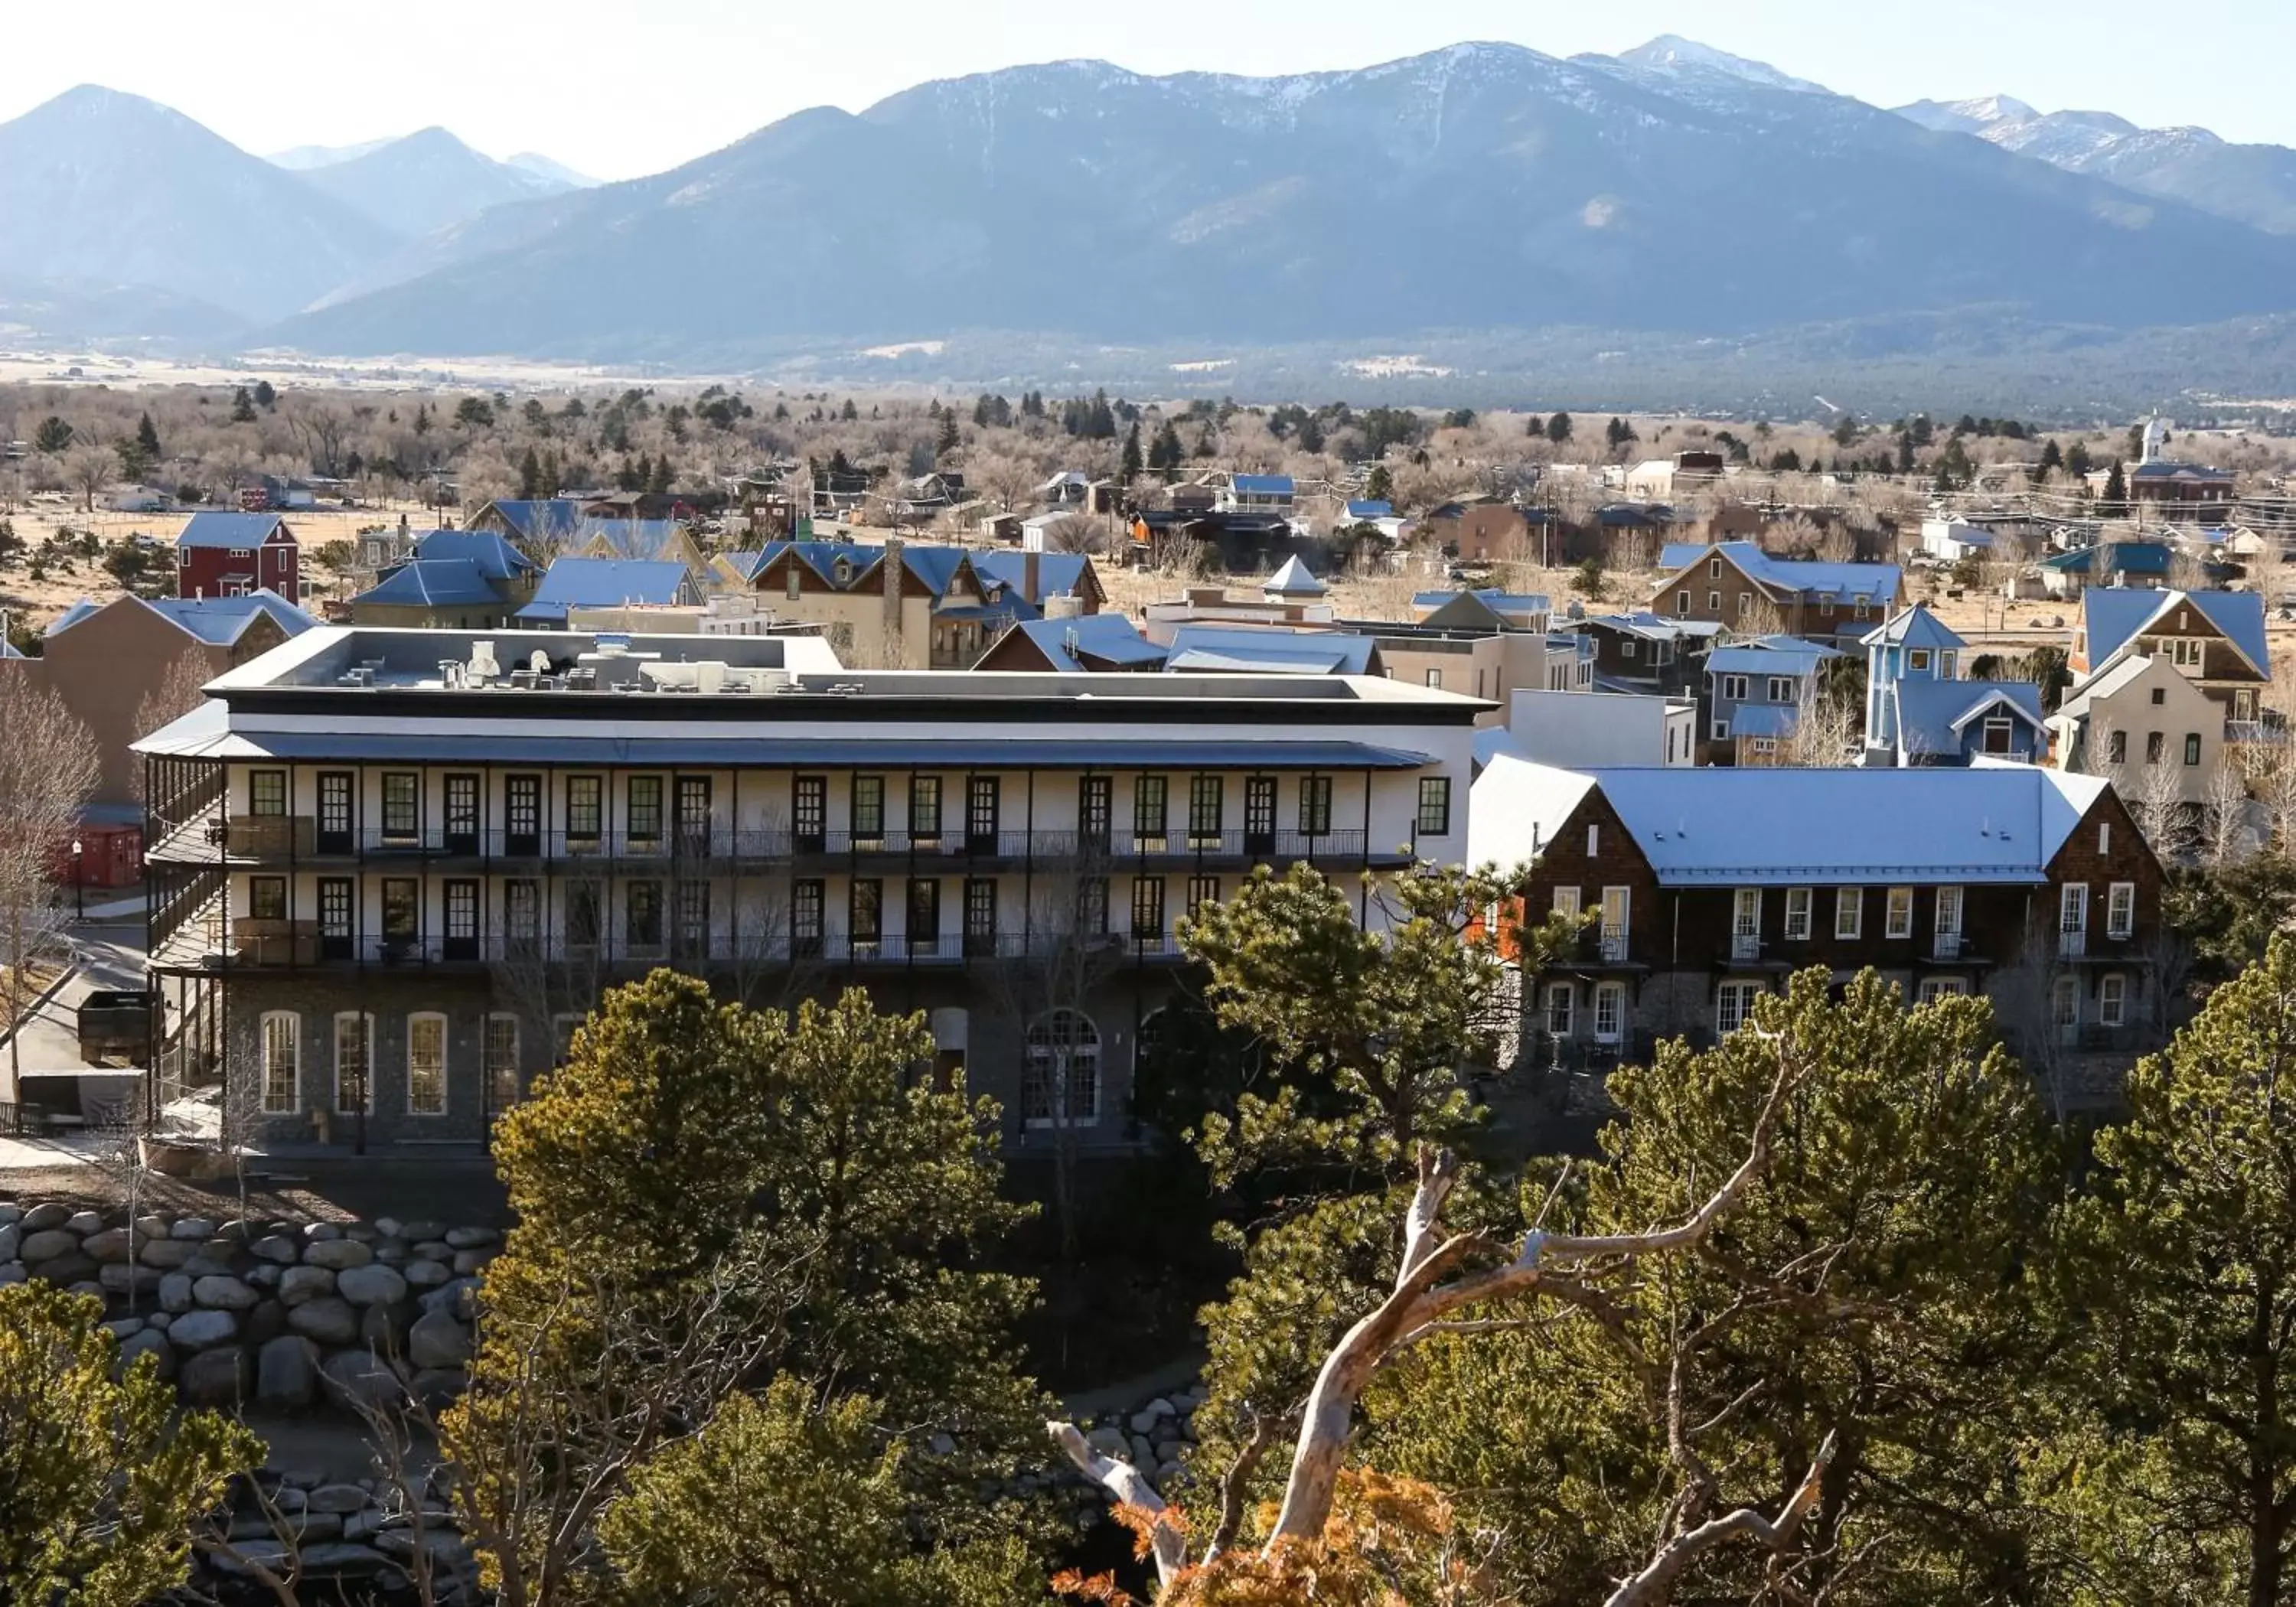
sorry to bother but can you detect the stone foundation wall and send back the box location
[0,1200,493,1414]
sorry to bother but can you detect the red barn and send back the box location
[176,511,298,601]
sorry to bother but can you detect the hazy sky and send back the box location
[8,0,2294,181]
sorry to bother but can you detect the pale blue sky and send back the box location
[8,0,2292,181]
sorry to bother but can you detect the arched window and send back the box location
[1024,1009,1100,1128]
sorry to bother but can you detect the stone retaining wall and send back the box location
[0,1201,494,1413]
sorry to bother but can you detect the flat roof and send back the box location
[206,626,1488,714]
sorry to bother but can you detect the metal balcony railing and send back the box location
[2058,926,2087,958]
[184,926,1190,972]
[1730,931,1761,962]
[204,824,1377,867]
[1932,931,1965,961]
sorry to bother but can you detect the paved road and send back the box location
[1,918,150,1094]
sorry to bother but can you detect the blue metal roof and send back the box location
[1412,588,1551,611]
[1862,605,1965,653]
[582,519,690,562]
[1473,758,2115,887]
[479,499,586,540]
[1726,704,1799,738]
[1163,625,1377,676]
[516,558,693,622]
[1232,474,1295,496]
[49,589,322,647]
[177,511,289,549]
[412,528,538,580]
[996,614,1169,671]
[2084,586,2270,673]
[2040,541,2171,575]
[751,542,1091,614]
[1889,679,2046,755]
[354,559,505,609]
[150,729,1432,770]
[1661,539,1900,601]
[1706,643,1839,679]
[1344,499,1394,519]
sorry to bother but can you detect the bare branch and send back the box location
[1602,1433,1838,1607]
[1047,1420,1187,1587]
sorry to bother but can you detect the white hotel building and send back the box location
[136,627,1484,1156]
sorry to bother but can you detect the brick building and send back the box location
[135,627,1485,1159]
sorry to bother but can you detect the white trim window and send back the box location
[1552,886,1583,919]
[332,1012,373,1115]
[1936,885,1965,938]
[1593,982,1626,1044]
[2107,882,2135,939]
[1544,983,1574,1038]
[1720,674,1749,702]
[1917,978,1968,1003]
[2060,882,2088,937]
[1885,886,1914,939]
[1713,716,1732,742]
[1731,888,1762,939]
[1783,887,1812,942]
[2053,976,2079,1035]
[1716,981,1763,1036]
[1024,1009,1101,1128]
[407,1012,448,1116]
[2099,973,2128,1028]
[1834,888,1861,940]
[259,1012,299,1115]
[1768,676,1795,704]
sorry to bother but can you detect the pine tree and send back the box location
[251,380,276,410]
[1148,419,1183,474]
[1120,422,1143,483]
[518,447,543,499]
[32,417,72,455]
[936,410,960,457]
[135,412,161,462]
[2102,459,2128,510]
[1545,411,1573,445]
[1524,414,1544,438]
[648,454,673,495]
[631,453,653,493]
[2039,438,2065,478]
[230,386,256,424]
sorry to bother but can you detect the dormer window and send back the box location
[1909,649,1931,673]
[1939,651,1955,677]
[833,556,853,585]
[2170,638,2204,670]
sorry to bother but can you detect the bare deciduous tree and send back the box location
[0,675,98,1094]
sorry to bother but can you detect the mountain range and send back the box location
[5,47,2296,406]
[1895,95,2296,236]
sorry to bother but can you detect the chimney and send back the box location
[882,536,906,664]
[1024,549,1041,603]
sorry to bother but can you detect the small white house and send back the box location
[1486,687,1698,770]
[1919,517,1993,562]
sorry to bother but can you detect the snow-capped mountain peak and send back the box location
[1613,34,1830,95]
